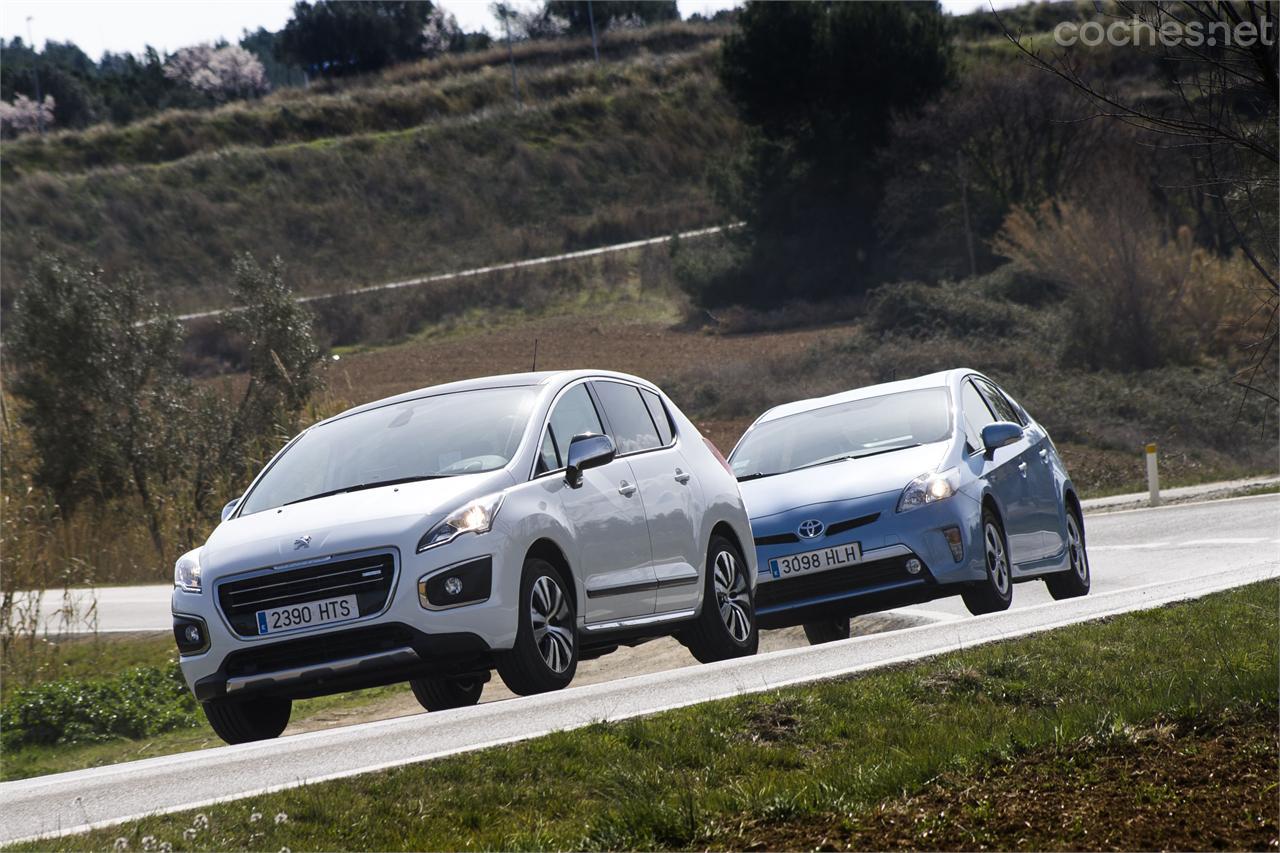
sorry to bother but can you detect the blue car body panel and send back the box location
[732,368,1079,627]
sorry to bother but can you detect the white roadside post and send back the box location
[1145,443,1160,506]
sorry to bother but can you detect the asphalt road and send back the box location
[4,493,1278,843]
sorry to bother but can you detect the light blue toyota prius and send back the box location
[729,369,1090,644]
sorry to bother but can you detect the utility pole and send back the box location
[26,16,45,136]
[587,0,599,62]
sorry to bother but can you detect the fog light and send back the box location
[444,576,463,596]
[905,558,922,575]
[183,624,202,645]
[943,526,964,562]
[173,615,209,655]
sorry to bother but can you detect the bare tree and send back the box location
[996,1,1278,400]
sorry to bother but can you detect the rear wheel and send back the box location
[410,675,485,712]
[802,617,851,645]
[202,695,291,744]
[683,535,759,663]
[495,558,577,696]
[962,509,1013,616]
[1045,507,1090,600]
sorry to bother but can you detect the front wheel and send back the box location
[802,617,851,645]
[410,675,485,711]
[683,535,759,663]
[1045,507,1090,600]
[202,695,291,744]
[495,558,578,696]
[961,510,1013,616]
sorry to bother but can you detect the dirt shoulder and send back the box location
[734,704,1279,852]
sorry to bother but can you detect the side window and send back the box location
[593,381,662,454]
[960,380,996,454]
[975,379,1024,425]
[537,429,560,474]
[542,384,604,473]
[640,389,674,445]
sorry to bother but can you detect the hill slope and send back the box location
[0,26,738,313]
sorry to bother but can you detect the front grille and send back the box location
[223,623,415,677]
[755,532,799,546]
[217,551,396,637]
[754,512,880,547]
[825,512,880,536]
[756,555,927,612]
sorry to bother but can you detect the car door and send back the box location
[960,378,1039,566]
[540,382,656,623]
[591,381,703,615]
[975,378,1061,561]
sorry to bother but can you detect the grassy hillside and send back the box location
[0,26,737,312]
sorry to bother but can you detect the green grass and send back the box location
[18,580,1276,851]
[1,633,175,704]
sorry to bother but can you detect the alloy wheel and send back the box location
[530,574,574,673]
[1067,514,1089,582]
[984,522,1010,595]
[713,549,751,642]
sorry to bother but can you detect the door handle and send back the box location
[618,480,637,497]
[1017,462,1028,478]
[674,468,691,484]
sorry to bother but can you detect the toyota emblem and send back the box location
[797,519,824,539]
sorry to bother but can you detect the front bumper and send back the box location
[173,532,524,702]
[749,490,986,627]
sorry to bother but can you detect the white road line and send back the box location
[1180,538,1268,546]
[888,607,964,623]
[173,223,741,322]
[1090,542,1170,551]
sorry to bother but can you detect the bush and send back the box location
[0,665,199,749]
[866,279,1036,339]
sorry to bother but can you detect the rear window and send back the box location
[594,381,663,454]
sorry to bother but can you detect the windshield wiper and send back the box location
[282,475,448,507]
[736,471,774,482]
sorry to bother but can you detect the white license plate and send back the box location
[256,595,358,635]
[769,542,862,578]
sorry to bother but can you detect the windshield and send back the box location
[239,387,537,515]
[729,387,952,480]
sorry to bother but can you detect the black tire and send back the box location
[802,617,851,645]
[202,695,291,744]
[1045,505,1091,600]
[409,675,485,712]
[962,508,1014,616]
[683,535,759,664]
[495,558,577,696]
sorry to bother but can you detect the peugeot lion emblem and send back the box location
[797,519,824,539]
[293,534,312,550]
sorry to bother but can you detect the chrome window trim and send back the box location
[527,376,681,482]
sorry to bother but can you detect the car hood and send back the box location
[738,442,949,522]
[200,471,514,576]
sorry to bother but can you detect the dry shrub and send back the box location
[994,192,1255,371]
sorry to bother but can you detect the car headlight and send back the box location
[174,548,203,593]
[417,492,505,553]
[897,468,961,513]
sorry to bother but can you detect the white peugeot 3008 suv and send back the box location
[172,370,757,743]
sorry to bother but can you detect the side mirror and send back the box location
[981,421,1023,457]
[565,433,616,488]
[220,499,240,522]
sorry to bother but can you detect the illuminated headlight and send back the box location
[897,468,960,513]
[174,548,203,593]
[417,493,505,553]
